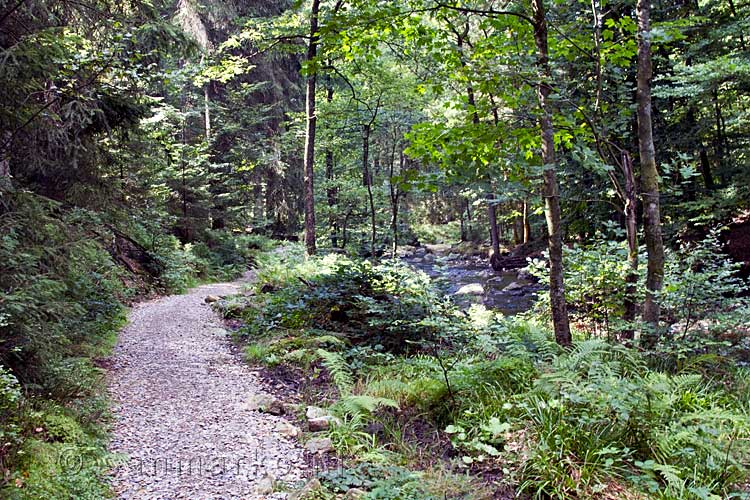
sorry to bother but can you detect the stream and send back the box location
[401,245,541,316]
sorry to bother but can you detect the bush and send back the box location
[529,229,748,341]
[243,249,450,353]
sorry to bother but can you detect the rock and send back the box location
[290,479,322,500]
[455,283,484,295]
[305,437,333,453]
[276,421,301,438]
[306,406,328,420]
[204,295,220,303]
[447,252,461,260]
[244,394,284,415]
[504,281,524,292]
[254,474,275,495]
[344,488,367,499]
[308,415,340,432]
[517,267,534,281]
[283,402,300,415]
[413,247,427,257]
[422,253,436,263]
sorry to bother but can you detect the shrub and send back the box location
[529,229,748,341]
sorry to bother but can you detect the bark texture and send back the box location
[532,0,572,346]
[303,0,320,256]
[636,0,665,327]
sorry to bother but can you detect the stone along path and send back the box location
[108,275,306,499]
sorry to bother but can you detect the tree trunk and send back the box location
[362,124,376,257]
[636,0,665,328]
[713,89,727,184]
[621,151,639,340]
[698,148,715,191]
[523,198,531,244]
[303,0,320,256]
[1,132,12,191]
[325,83,339,247]
[487,194,501,268]
[204,85,211,141]
[532,0,572,346]
[389,151,402,258]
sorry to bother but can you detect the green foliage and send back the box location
[510,340,750,499]
[230,247,750,499]
[0,192,259,496]
[320,463,440,500]
[0,193,126,386]
[241,248,451,353]
[530,230,748,341]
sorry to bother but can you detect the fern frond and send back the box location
[317,348,354,395]
[334,395,399,419]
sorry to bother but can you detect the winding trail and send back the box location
[108,274,305,500]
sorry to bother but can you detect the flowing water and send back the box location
[402,249,541,316]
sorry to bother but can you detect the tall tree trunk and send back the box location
[621,151,639,340]
[532,0,572,346]
[636,0,665,328]
[362,124,376,257]
[303,0,320,256]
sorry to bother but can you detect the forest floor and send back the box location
[107,273,307,500]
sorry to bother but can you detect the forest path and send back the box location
[107,273,305,500]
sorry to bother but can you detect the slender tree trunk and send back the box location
[636,0,665,328]
[698,148,715,191]
[523,197,531,244]
[532,0,572,346]
[204,85,211,141]
[362,124,377,257]
[389,150,402,258]
[180,111,190,242]
[0,132,11,191]
[712,89,727,184]
[253,182,263,226]
[303,0,320,256]
[487,193,501,268]
[727,0,746,50]
[342,208,352,248]
[621,151,639,340]
[324,84,339,247]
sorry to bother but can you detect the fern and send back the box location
[334,395,399,420]
[317,349,354,395]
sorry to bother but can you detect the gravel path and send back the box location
[108,274,306,499]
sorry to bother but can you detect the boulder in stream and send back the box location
[455,283,485,295]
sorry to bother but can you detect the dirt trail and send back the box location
[108,274,305,499]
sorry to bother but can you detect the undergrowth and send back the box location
[223,244,750,500]
[0,191,269,498]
